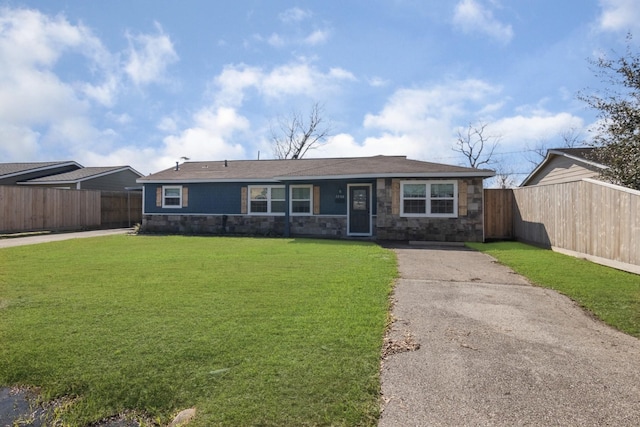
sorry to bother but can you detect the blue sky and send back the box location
[1,1,639,183]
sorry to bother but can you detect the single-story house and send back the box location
[0,161,82,186]
[17,166,143,191]
[137,155,494,242]
[520,148,606,186]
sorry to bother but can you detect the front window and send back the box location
[249,185,286,214]
[163,186,182,208]
[400,181,457,217]
[290,185,312,215]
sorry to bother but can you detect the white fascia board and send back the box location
[136,178,281,184]
[274,172,496,181]
[521,150,608,187]
[548,150,608,170]
[2,161,83,179]
[137,172,495,184]
[18,180,74,185]
[74,167,143,182]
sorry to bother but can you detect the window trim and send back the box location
[248,185,286,215]
[400,180,458,218]
[162,185,182,208]
[289,184,313,216]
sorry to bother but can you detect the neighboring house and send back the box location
[18,166,143,191]
[137,155,494,242]
[0,161,82,186]
[520,148,606,186]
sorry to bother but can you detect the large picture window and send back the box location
[162,186,182,208]
[290,185,312,215]
[249,185,286,214]
[400,181,457,217]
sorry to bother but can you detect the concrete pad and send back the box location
[380,246,640,426]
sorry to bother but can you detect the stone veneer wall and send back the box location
[142,214,286,236]
[375,177,485,242]
[289,216,348,237]
[141,214,350,237]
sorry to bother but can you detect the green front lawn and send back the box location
[467,241,640,338]
[0,236,397,426]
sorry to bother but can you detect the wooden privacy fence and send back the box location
[484,189,514,240]
[0,186,141,233]
[484,179,640,268]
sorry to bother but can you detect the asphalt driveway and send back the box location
[380,244,640,426]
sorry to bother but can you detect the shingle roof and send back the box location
[0,161,81,178]
[22,166,142,183]
[520,147,606,186]
[138,155,495,183]
[550,148,597,162]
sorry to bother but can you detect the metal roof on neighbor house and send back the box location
[0,161,82,179]
[19,166,143,184]
[137,155,495,183]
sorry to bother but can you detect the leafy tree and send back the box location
[271,103,331,159]
[579,34,640,190]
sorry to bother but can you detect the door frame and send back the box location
[347,183,372,237]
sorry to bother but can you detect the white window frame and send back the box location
[289,185,313,216]
[400,180,458,218]
[162,185,182,208]
[248,185,286,215]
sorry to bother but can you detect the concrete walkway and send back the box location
[380,244,640,426]
[0,228,132,248]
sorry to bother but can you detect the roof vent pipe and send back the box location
[224,160,228,167]
[175,161,179,171]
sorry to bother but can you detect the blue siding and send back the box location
[290,179,377,215]
[145,182,246,214]
[143,179,377,215]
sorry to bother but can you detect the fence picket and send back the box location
[0,186,141,233]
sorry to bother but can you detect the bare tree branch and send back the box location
[271,103,331,159]
[453,122,500,168]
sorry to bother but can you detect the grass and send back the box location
[466,241,640,338]
[0,236,397,426]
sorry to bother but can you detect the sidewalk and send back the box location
[0,228,132,248]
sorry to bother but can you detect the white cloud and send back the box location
[598,0,640,32]
[80,75,120,107]
[267,33,285,47]
[453,0,513,44]
[0,8,105,159]
[315,80,585,177]
[214,64,263,106]
[0,123,40,158]
[278,7,312,24]
[363,79,500,133]
[214,61,355,104]
[314,79,503,162]
[160,107,249,164]
[491,112,585,148]
[304,29,330,45]
[367,76,390,87]
[0,7,183,166]
[124,22,178,86]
